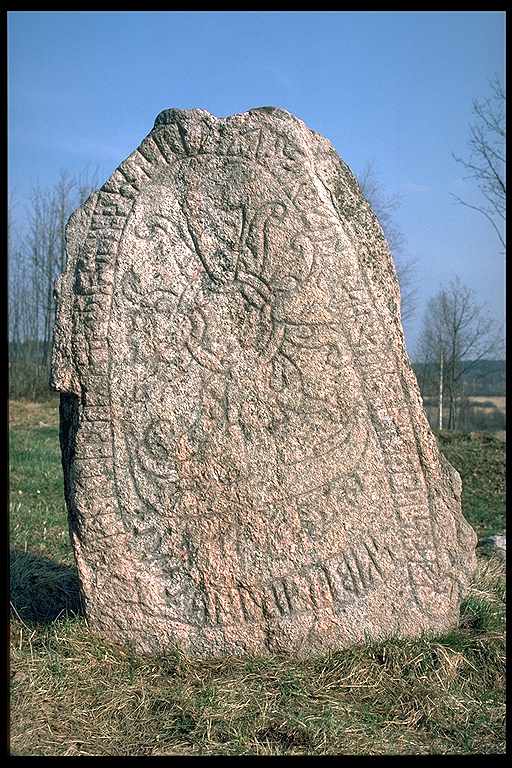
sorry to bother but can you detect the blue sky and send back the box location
[8,11,505,355]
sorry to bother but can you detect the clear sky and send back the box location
[8,11,505,356]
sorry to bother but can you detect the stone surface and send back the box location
[51,107,477,656]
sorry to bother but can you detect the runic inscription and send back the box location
[51,107,477,656]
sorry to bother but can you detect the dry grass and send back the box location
[466,396,506,414]
[9,556,505,756]
[9,397,60,428]
[9,400,506,755]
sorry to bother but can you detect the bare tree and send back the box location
[54,170,76,273]
[452,77,505,251]
[415,275,504,430]
[25,184,60,368]
[9,169,99,399]
[358,162,418,323]
[8,192,44,398]
[8,196,24,371]
[76,164,100,206]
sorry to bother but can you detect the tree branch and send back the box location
[449,193,505,249]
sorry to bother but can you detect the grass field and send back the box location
[467,396,506,413]
[421,395,506,434]
[9,398,506,756]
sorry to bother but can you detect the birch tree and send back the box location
[416,276,504,430]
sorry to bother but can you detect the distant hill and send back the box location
[412,359,505,396]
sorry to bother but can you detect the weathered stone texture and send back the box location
[51,107,477,655]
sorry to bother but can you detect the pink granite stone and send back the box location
[51,107,477,656]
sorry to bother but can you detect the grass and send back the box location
[466,396,506,413]
[9,398,506,756]
[437,430,506,538]
[10,398,71,564]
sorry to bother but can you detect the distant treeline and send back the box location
[412,359,506,397]
[9,341,52,401]
[9,170,99,402]
[412,358,506,433]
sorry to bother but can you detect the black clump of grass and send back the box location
[10,548,83,623]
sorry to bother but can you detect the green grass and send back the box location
[10,398,71,564]
[9,400,506,756]
[437,430,506,538]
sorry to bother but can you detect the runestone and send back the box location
[51,107,477,655]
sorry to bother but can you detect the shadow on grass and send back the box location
[10,549,84,623]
